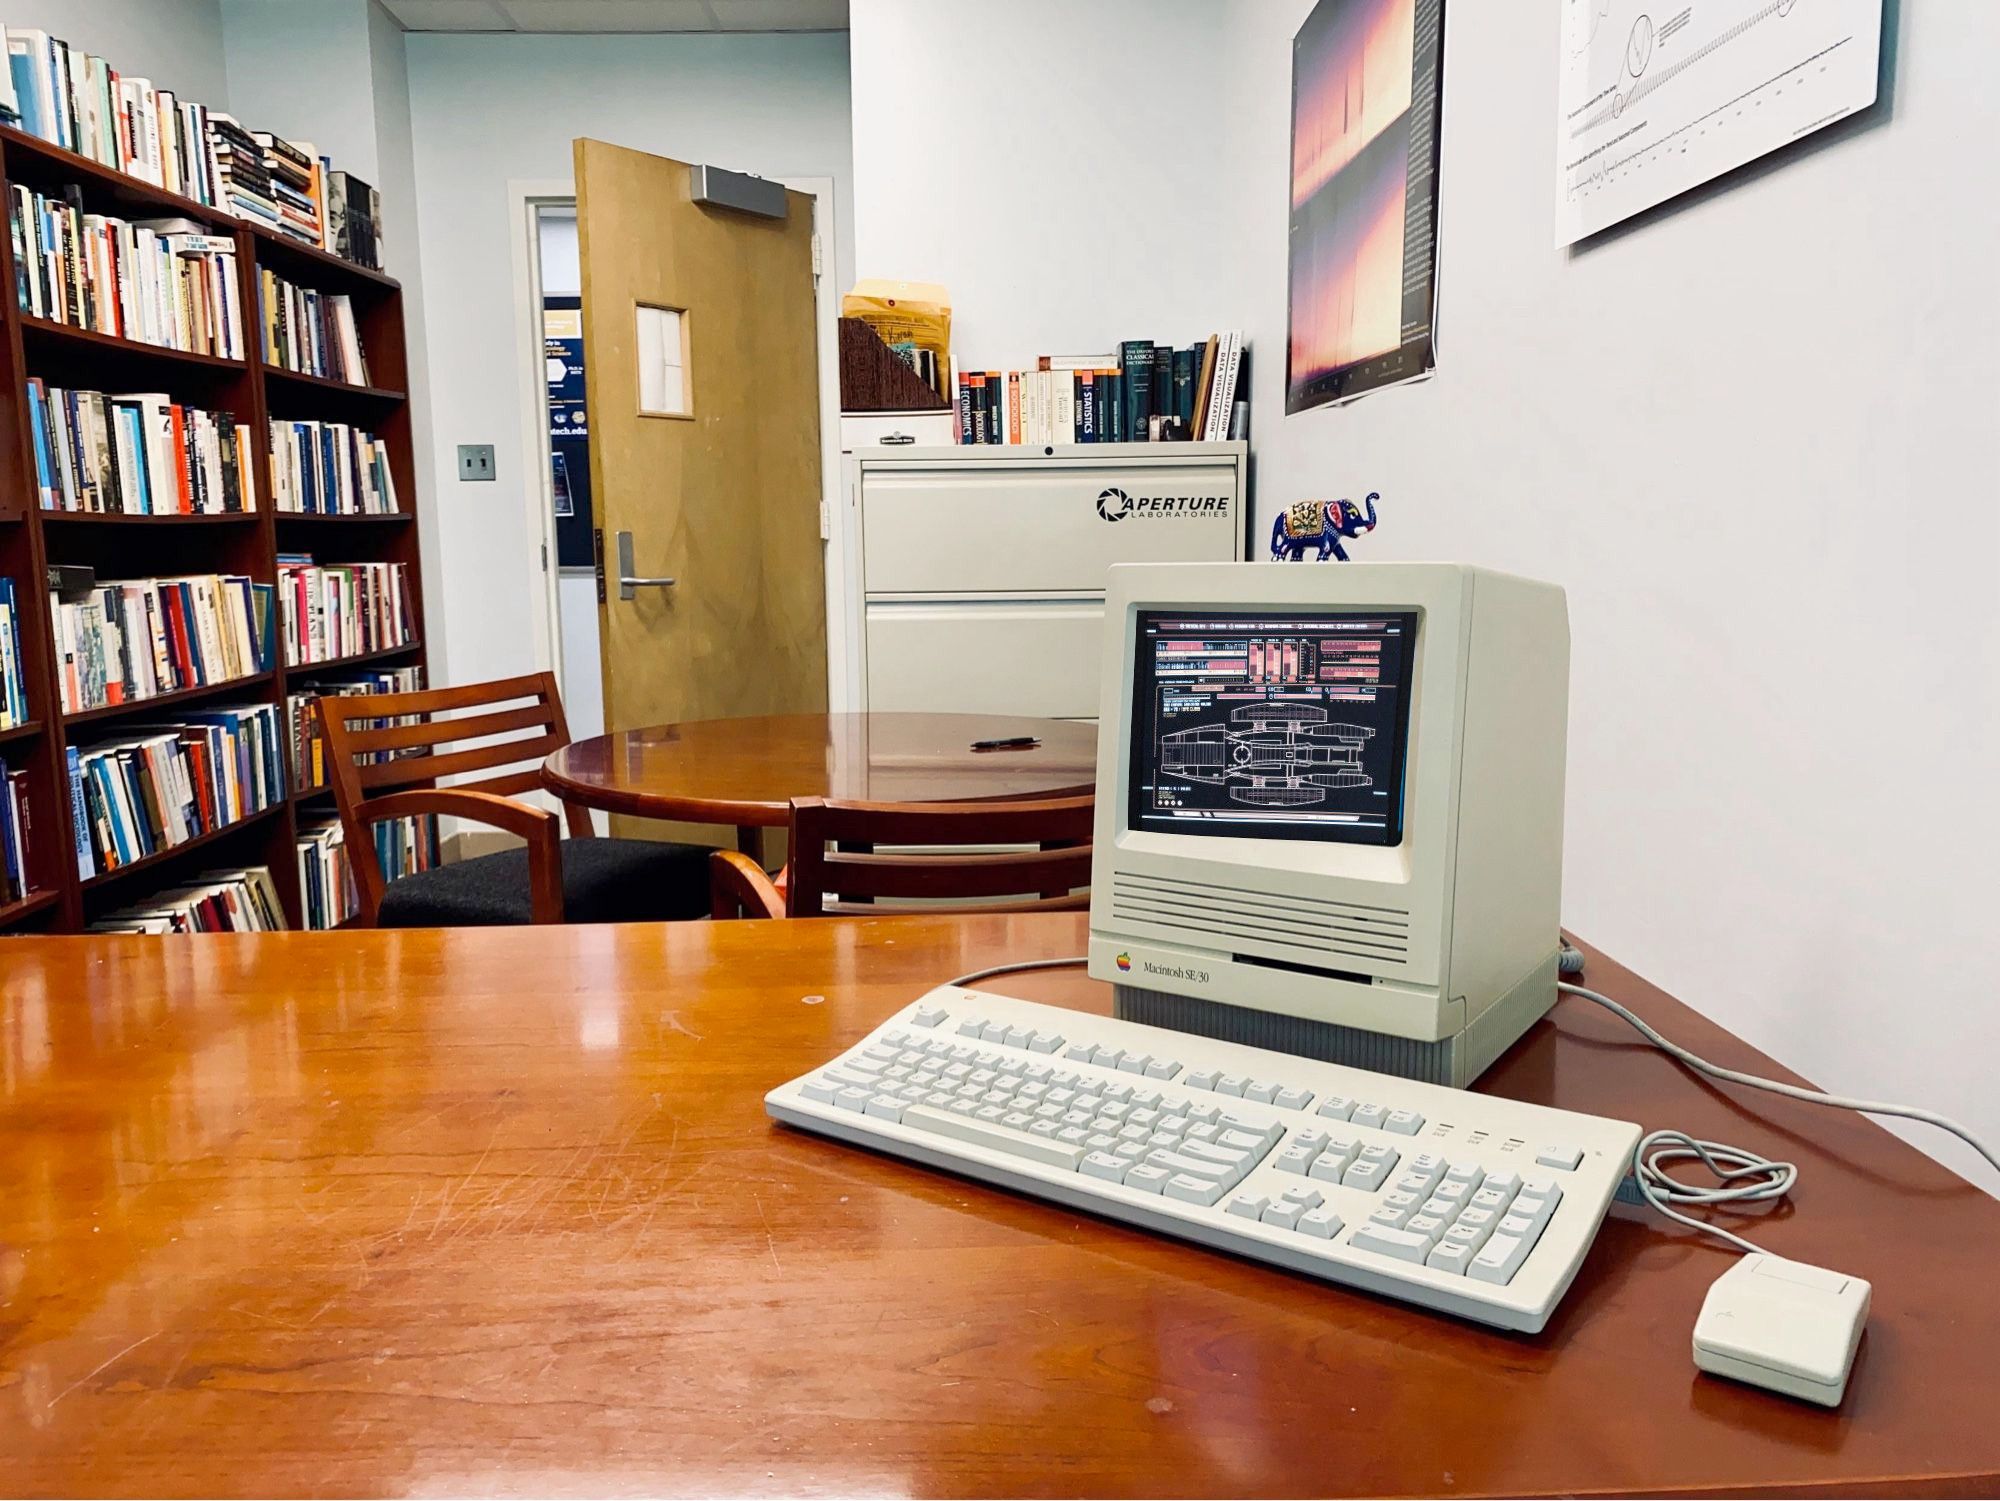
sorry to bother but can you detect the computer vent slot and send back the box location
[1110,874,1410,967]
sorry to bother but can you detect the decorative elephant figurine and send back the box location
[1269,492,1380,561]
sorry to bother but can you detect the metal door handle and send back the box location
[615,531,677,600]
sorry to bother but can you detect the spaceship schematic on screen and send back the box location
[1159,702,1376,807]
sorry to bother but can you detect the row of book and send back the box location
[67,701,286,877]
[1,575,25,729]
[1,756,30,904]
[12,189,245,357]
[28,381,253,514]
[270,419,399,515]
[1,27,387,269]
[277,558,414,668]
[285,667,425,792]
[89,865,285,933]
[259,270,369,384]
[955,333,1248,446]
[51,571,275,715]
[296,813,436,930]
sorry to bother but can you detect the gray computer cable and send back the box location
[946,956,1089,988]
[1558,980,2000,1254]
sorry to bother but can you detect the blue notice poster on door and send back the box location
[545,295,594,566]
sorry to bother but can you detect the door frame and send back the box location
[507,172,849,711]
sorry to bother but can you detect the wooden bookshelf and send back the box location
[0,126,429,935]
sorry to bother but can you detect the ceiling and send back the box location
[379,0,848,33]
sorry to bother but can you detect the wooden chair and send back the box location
[710,795,1093,919]
[319,671,713,927]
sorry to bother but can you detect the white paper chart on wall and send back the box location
[1556,0,1883,246]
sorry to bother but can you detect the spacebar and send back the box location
[900,1105,1086,1171]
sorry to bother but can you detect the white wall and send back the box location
[7,0,228,106]
[1220,1,1997,1191]
[405,30,855,698]
[849,0,1243,369]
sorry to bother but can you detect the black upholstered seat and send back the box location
[378,837,712,928]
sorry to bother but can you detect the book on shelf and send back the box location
[0,756,31,904]
[268,418,398,515]
[295,816,356,929]
[27,380,252,513]
[276,556,413,667]
[69,700,285,872]
[89,864,285,932]
[49,569,275,714]
[258,269,368,383]
[954,331,1246,446]
[251,130,323,248]
[10,188,244,356]
[285,665,424,791]
[325,170,383,271]
[0,574,26,728]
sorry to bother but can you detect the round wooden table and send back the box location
[543,712,1099,862]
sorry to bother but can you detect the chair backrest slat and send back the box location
[787,795,1094,919]
[317,670,588,924]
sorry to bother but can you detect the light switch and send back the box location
[458,444,496,481]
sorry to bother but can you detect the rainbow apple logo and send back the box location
[1115,952,1132,972]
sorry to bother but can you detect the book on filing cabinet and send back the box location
[951,333,1246,445]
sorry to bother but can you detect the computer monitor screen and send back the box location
[1127,608,1419,846]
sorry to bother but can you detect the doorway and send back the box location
[509,175,850,735]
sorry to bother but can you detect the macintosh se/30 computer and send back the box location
[769,562,1994,1400]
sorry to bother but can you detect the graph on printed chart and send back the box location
[1557,0,1881,244]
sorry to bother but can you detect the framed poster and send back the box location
[1557,0,1883,245]
[1286,0,1446,414]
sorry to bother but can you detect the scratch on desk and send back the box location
[753,1193,783,1273]
[662,1010,704,1041]
[45,1331,160,1415]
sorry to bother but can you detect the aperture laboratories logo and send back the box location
[1096,486,1230,523]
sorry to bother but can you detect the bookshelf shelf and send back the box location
[61,672,278,729]
[41,511,262,526]
[19,315,248,373]
[77,803,285,893]
[282,640,423,677]
[0,887,61,929]
[0,123,240,232]
[1,129,429,933]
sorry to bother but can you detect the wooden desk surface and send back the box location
[2,917,1995,1498]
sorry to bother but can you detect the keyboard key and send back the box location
[1057,1127,1090,1146]
[1244,1080,1280,1104]
[1467,1232,1532,1284]
[1469,1186,1513,1215]
[1114,1141,1147,1161]
[1343,1158,1392,1192]
[1187,1122,1220,1143]
[1385,1109,1426,1136]
[1130,1087,1162,1109]
[1215,1074,1246,1096]
[1125,1164,1171,1194]
[1145,1059,1181,1080]
[1004,1026,1033,1049]
[1262,1202,1303,1230]
[1298,1208,1344,1239]
[801,1078,841,1104]
[1351,1102,1387,1130]
[956,1019,985,1037]
[1443,1161,1484,1191]
[1291,1127,1330,1153]
[1405,1213,1449,1246]
[1186,1102,1223,1124]
[1316,1095,1357,1121]
[1275,1087,1314,1111]
[1433,1180,1474,1210]
[1128,1108,1160,1130]
[1455,1206,1497,1234]
[1498,1213,1534,1238]
[863,1044,897,1062]
[1029,1032,1063,1054]
[1117,1053,1151,1075]
[1180,1140,1254,1173]
[981,1022,1010,1043]
[1065,1043,1096,1061]
[1087,1133,1117,1152]
[904,1102,1088,1171]
[976,1104,1008,1122]
[1521,1174,1562,1206]
[1441,1221,1491,1254]
[1162,1173,1227,1207]
[1350,1224,1433,1263]
[866,1095,908,1121]
[1372,1197,1418,1230]
[1226,1193,1270,1221]
[1002,1111,1034,1130]
[835,1087,872,1113]
[1145,1149,1245,1187]
[1092,1046,1126,1070]
[1028,1120,1059,1138]
[1427,1241,1476,1275]
[1358,1144,1401,1174]
[1280,1184,1324,1209]
[1081,1151,1128,1183]
[1483,1170,1523,1200]
[1220,1113,1283,1147]
[912,1005,948,1027]
[1274,1145,1318,1175]
[1186,1069,1220,1091]
[1536,1143,1583,1171]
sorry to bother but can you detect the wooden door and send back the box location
[574,139,827,841]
